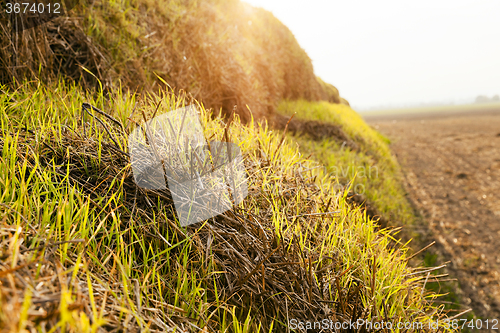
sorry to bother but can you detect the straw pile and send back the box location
[0,16,111,88]
[0,0,346,120]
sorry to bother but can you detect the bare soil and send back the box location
[367,109,500,320]
[271,113,359,150]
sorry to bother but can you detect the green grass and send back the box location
[277,99,475,325]
[278,99,415,226]
[0,81,455,331]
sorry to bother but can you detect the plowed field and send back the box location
[368,109,500,321]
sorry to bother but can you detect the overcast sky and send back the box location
[243,0,500,111]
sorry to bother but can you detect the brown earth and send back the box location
[367,109,500,321]
[271,113,359,150]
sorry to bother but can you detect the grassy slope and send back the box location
[0,82,451,332]
[277,101,473,324]
[278,100,415,226]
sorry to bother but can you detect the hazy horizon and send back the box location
[243,0,500,111]
[358,96,500,113]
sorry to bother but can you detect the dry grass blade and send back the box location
[406,241,436,262]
